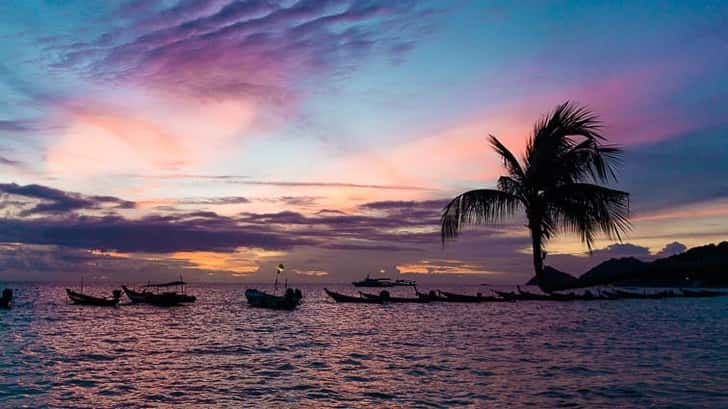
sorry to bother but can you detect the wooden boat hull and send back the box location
[122,286,149,303]
[493,290,519,301]
[359,291,429,303]
[516,289,554,301]
[122,286,190,306]
[325,288,384,303]
[145,293,183,306]
[245,289,301,310]
[352,282,395,288]
[177,294,197,303]
[66,289,120,307]
[681,289,727,298]
[415,291,449,302]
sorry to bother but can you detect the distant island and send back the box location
[527,241,728,290]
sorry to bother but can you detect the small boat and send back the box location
[549,290,605,301]
[66,289,121,307]
[598,290,623,300]
[610,289,677,299]
[141,280,197,303]
[121,286,149,303]
[609,289,650,299]
[547,291,580,301]
[121,286,184,307]
[681,288,728,298]
[122,279,196,306]
[352,275,416,287]
[324,288,386,303]
[0,288,12,308]
[649,290,678,299]
[415,289,449,302]
[245,288,302,311]
[492,290,519,301]
[358,291,429,303]
[516,287,554,301]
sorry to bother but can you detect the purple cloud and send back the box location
[49,0,435,106]
[0,183,135,216]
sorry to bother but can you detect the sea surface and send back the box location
[1,282,727,408]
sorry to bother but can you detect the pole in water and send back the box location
[274,264,285,295]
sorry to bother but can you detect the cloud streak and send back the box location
[51,0,433,105]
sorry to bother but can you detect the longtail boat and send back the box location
[516,287,554,301]
[437,290,484,302]
[492,290,519,301]
[415,289,449,302]
[66,289,121,307]
[440,290,510,302]
[245,288,302,311]
[359,291,429,303]
[141,280,197,303]
[0,288,12,308]
[122,279,196,306]
[598,290,623,300]
[681,289,728,298]
[122,286,183,307]
[547,290,604,301]
[610,289,677,299]
[325,288,385,303]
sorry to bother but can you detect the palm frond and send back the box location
[441,189,522,243]
[559,139,623,183]
[489,135,524,179]
[526,101,604,174]
[496,176,523,199]
[545,183,631,250]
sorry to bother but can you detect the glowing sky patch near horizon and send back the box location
[0,1,727,282]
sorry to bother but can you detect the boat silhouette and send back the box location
[245,264,303,311]
[66,288,121,307]
[352,274,416,288]
[245,288,302,310]
[122,280,196,307]
[0,288,12,308]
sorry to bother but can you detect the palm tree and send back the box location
[441,102,630,292]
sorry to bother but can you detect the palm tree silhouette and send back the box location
[441,102,630,292]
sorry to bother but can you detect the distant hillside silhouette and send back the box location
[525,241,728,289]
[526,266,579,291]
[578,257,647,287]
[619,241,728,287]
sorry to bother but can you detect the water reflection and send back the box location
[1,283,727,407]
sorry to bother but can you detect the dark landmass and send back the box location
[526,266,580,292]
[526,241,728,289]
[578,257,647,287]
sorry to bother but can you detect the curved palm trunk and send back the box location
[529,224,546,292]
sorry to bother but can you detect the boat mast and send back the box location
[273,264,285,295]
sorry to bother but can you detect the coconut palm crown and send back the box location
[441,102,630,292]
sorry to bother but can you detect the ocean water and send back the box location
[1,283,727,408]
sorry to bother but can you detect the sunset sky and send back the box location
[0,1,726,283]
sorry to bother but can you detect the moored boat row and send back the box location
[325,287,728,304]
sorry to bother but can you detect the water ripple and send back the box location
[1,283,727,407]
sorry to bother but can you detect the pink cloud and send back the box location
[320,59,714,196]
[47,89,256,177]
